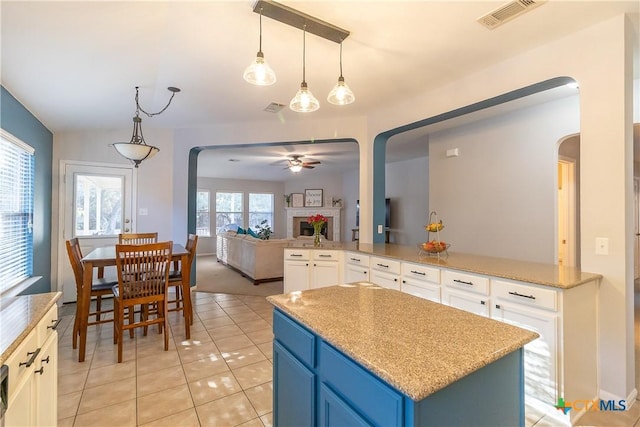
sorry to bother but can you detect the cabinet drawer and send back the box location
[370,256,401,275]
[37,304,59,345]
[313,250,340,262]
[442,270,489,295]
[345,252,369,267]
[273,310,315,369]
[320,342,403,427]
[402,281,441,303]
[401,262,440,284]
[285,249,310,261]
[492,279,557,311]
[5,328,38,397]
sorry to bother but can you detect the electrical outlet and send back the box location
[377,225,383,233]
[595,237,608,255]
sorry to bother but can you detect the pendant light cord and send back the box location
[339,42,343,78]
[135,86,178,118]
[302,25,307,84]
[258,7,263,54]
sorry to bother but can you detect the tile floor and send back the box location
[57,290,640,427]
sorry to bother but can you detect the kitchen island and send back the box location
[268,283,539,426]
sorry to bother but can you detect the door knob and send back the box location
[125,219,130,224]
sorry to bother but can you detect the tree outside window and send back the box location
[196,190,210,236]
[216,192,243,234]
[249,193,274,231]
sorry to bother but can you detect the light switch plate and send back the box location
[377,225,383,233]
[595,237,608,255]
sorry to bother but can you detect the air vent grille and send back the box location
[264,102,286,113]
[477,0,544,29]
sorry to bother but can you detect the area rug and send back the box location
[194,255,284,297]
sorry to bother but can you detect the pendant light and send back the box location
[290,26,320,113]
[112,86,180,168]
[327,41,355,105]
[243,7,276,86]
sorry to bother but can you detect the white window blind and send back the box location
[0,130,35,294]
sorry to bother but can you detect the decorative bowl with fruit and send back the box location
[420,240,449,253]
[424,221,444,233]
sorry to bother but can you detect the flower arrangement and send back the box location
[308,214,327,246]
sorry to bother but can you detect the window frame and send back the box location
[215,191,244,235]
[196,189,211,237]
[248,192,275,232]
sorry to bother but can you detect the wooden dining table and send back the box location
[78,243,192,362]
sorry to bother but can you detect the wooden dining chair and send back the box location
[118,232,158,244]
[113,241,172,363]
[168,234,198,314]
[66,238,117,349]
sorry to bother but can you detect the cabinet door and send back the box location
[345,264,369,284]
[492,302,558,405]
[319,383,370,427]
[370,270,400,290]
[35,334,58,426]
[442,289,489,317]
[273,341,315,427]
[5,368,35,427]
[284,260,310,292]
[312,261,340,289]
[401,278,440,303]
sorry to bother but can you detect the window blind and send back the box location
[0,131,35,294]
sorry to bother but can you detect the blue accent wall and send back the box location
[1,86,53,294]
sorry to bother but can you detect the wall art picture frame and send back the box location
[305,189,323,207]
[291,193,304,208]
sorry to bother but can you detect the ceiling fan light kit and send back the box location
[246,0,354,112]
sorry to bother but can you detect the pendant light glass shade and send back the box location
[289,164,303,173]
[112,116,159,168]
[290,82,320,113]
[328,42,355,105]
[244,8,276,86]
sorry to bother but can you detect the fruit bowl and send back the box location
[420,241,449,253]
[424,222,444,233]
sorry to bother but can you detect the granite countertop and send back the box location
[268,284,538,401]
[0,292,61,365]
[285,241,601,289]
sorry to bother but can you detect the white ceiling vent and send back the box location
[477,0,545,29]
[264,102,286,113]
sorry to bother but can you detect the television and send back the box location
[356,198,390,228]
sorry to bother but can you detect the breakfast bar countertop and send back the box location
[268,283,538,401]
[0,292,61,365]
[285,241,601,289]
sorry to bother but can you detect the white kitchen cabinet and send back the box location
[441,269,490,317]
[370,256,401,291]
[344,252,369,284]
[284,249,342,292]
[5,304,59,427]
[400,262,441,303]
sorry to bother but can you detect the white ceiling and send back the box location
[2,1,639,179]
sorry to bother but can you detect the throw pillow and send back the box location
[247,228,259,238]
[236,227,246,234]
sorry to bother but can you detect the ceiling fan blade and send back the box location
[303,165,315,169]
[303,161,321,165]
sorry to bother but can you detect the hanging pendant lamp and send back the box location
[290,26,319,113]
[243,7,276,86]
[327,42,355,105]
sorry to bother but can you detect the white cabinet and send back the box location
[400,262,441,303]
[441,270,490,317]
[344,252,370,284]
[5,304,59,426]
[284,249,342,292]
[370,256,401,291]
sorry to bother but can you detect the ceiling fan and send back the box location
[285,155,320,172]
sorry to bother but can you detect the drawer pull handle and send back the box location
[35,367,44,375]
[402,280,406,284]
[41,356,50,364]
[350,257,360,262]
[47,319,61,330]
[394,278,398,282]
[410,270,426,276]
[318,254,332,258]
[19,348,40,368]
[454,279,473,286]
[495,304,501,309]
[480,300,486,305]
[508,291,536,300]
[290,254,303,257]
[377,263,389,268]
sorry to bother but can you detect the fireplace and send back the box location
[286,207,341,241]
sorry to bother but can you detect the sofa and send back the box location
[216,232,292,285]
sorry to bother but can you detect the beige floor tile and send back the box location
[192,302,222,312]
[208,324,245,340]
[175,330,214,346]
[211,294,239,302]
[137,384,194,425]
[188,371,242,406]
[217,299,246,308]
[237,319,271,333]
[58,369,89,395]
[78,376,136,414]
[244,381,273,416]
[260,412,273,427]
[57,416,75,427]
[136,350,182,375]
[237,418,265,427]
[222,306,254,316]
[182,353,230,382]
[137,364,187,397]
[222,345,267,369]
[91,342,136,368]
[196,307,228,320]
[246,328,274,345]
[85,360,136,388]
[74,398,137,427]
[228,312,262,323]
[201,315,236,329]
[57,355,92,376]
[256,341,273,359]
[139,408,201,427]
[177,340,220,364]
[57,390,82,420]
[214,334,255,352]
[195,391,258,427]
[232,360,273,389]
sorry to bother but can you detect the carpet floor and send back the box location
[194,255,284,297]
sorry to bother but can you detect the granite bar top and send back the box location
[268,284,538,401]
[285,241,601,289]
[0,292,61,365]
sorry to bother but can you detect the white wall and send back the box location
[385,156,429,246]
[428,95,580,263]
[342,168,359,240]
